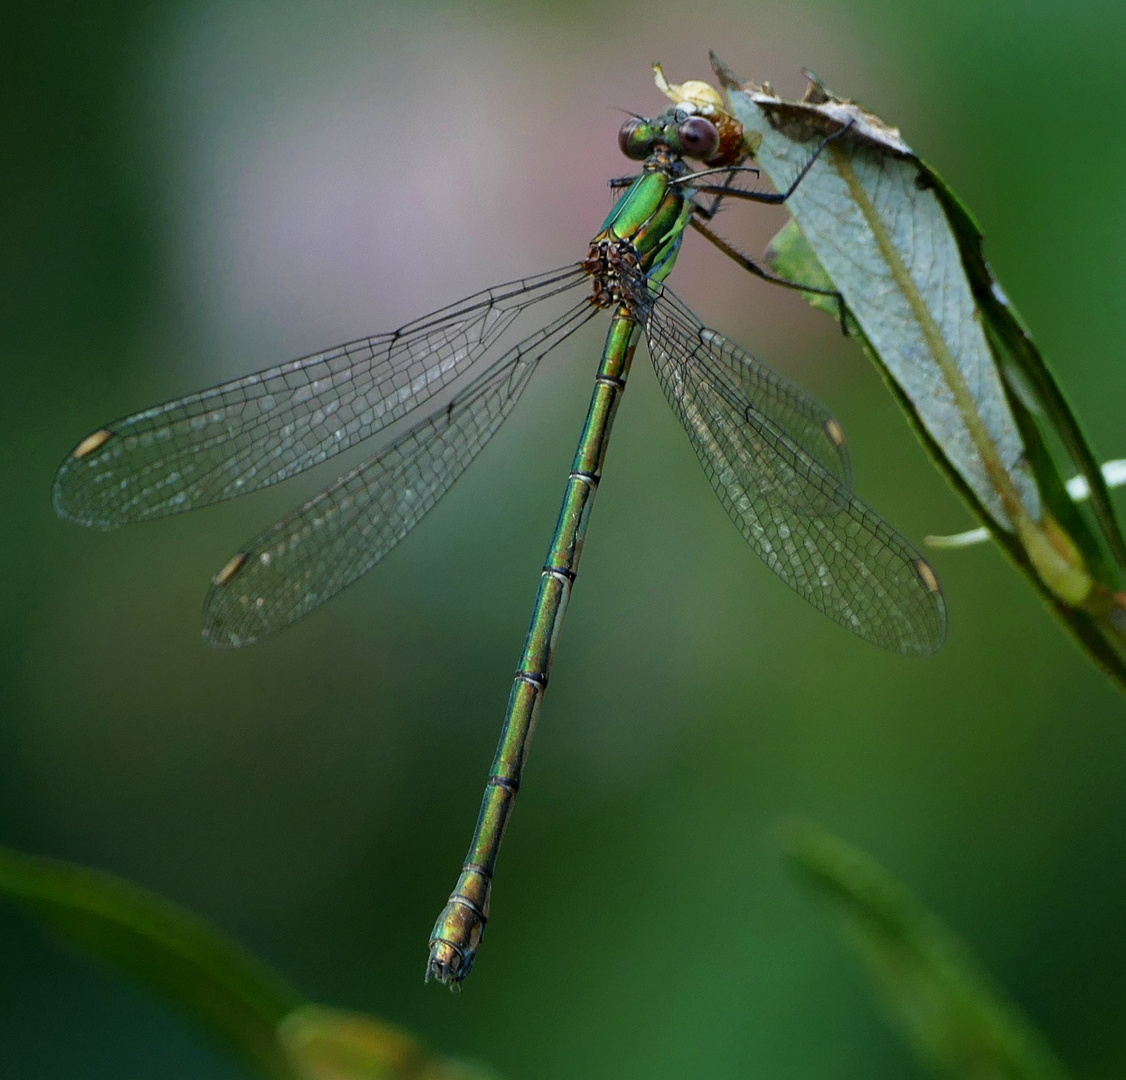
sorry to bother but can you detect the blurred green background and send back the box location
[4,1,1126,1077]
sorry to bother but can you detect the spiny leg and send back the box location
[694,165,752,220]
[679,118,855,206]
[611,163,759,198]
[690,216,850,336]
[685,120,857,333]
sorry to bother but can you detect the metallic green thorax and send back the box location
[426,154,692,987]
[598,164,694,285]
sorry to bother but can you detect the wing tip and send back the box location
[53,430,122,527]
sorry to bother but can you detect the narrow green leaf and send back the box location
[0,844,303,1080]
[0,846,507,1080]
[930,170,1126,572]
[782,823,1073,1080]
[279,1005,502,1080]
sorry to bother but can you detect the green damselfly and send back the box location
[54,71,945,987]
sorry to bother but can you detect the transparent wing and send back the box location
[203,300,599,648]
[695,317,852,490]
[54,265,589,528]
[644,285,946,655]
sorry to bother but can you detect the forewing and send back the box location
[54,265,589,528]
[204,300,598,647]
[645,287,946,655]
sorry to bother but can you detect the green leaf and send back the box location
[0,844,303,1079]
[701,55,1126,689]
[762,217,853,324]
[928,163,1126,575]
[782,823,1073,1080]
[723,71,1040,536]
[764,217,1126,685]
[0,845,509,1079]
[279,1006,502,1080]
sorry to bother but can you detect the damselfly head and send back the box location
[617,110,721,163]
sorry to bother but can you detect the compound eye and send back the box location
[677,116,720,160]
[618,117,653,160]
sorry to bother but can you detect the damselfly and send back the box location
[54,73,945,987]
